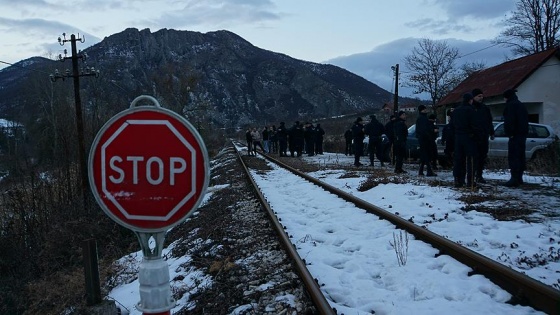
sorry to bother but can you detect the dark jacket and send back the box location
[276,123,288,140]
[245,130,253,142]
[364,118,385,138]
[385,119,396,143]
[452,102,476,137]
[503,95,529,138]
[472,101,494,138]
[344,129,353,141]
[315,125,325,139]
[393,118,408,144]
[351,122,365,142]
[415,112,432,141]
[290,122,304,141]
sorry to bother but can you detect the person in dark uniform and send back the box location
[364,114,385,167]
[384,115,397,164]
[452,93,479,188]
[344,128,353,155]
[428,113,439,170]
[304,122,315,156]
[416,105,436,176]
[393,111,408,173]
[351,117,366,166]
[315,123,325,155]
[289,121,304,157]
[441,108,455,168]
[245,128,254,156]
[276,122,288,157]
[270,125,278,153]
[502,89,529,187]
[471,88,495,183]
[262,126,270,153]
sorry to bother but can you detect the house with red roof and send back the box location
[438,47,560,135]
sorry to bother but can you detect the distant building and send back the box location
[381,102,419,114]
[438,47,560,136]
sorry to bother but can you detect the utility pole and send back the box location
[50,33,99,210]
[392,64,399,115]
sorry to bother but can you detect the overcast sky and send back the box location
[0,0,518,98]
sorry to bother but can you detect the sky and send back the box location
[0,0,517,97]
[106,146,558,315]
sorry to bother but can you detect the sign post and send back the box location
[88,95,210,314]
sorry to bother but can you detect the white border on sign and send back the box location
[100,119,197,221]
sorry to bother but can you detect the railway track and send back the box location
[234,143,560,314]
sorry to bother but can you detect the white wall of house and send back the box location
[485,57,560,136]
[517,57,560,136]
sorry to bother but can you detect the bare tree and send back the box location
[496,0,560,55]
[458,61,487,77]
[404,38,460,108]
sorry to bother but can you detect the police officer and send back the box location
[452,93,478,188]
[352,117,366,166]
[471,88,495,183]
[416,105,436,176]
[364,114,385,167]
[303,122,315,156]
[502,89,529,187]
[393,111,408,173]
[276,122,288,157]
[344,128,353,156]
[289,121,304,157]
[384,115,397,164]
[315,123,325,155]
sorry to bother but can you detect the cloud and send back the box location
[153,0,283,30]
[405,18,473,35]
[433,0,515,19]
[326,37,513,99]
[0,17,100,61]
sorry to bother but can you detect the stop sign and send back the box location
[88,99,209,232]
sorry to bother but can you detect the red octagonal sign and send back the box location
[89,100,209,232]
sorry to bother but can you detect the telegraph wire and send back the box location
[0,59,56,76]
[458,43,502,58]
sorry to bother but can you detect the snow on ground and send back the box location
[106,149,558,314]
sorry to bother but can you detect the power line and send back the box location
[458,43,502,58]
[0,59,55,76]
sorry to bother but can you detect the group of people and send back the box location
[346,113,407,170]
[346,87,528,189]
[446,88,528,188]
[245,121,326,157]
[247,87,528,189]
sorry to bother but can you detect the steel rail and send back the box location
[234,146,336,315]
[258,151,560,315]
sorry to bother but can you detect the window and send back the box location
[494,124,506,137]
[533,125,550,138]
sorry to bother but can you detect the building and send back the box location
[438,47,560,135]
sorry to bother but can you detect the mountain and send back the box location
[0,28,409,128]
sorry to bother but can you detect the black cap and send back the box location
[398,111,406,117]
[418,105,427,112]
[472,88,483,96]
[503,89,517,99]
[356,117,363,122]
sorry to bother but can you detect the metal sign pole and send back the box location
[135,232,174,315]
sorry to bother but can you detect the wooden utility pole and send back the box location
[50,33,99,210]
[392,63,399,115]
